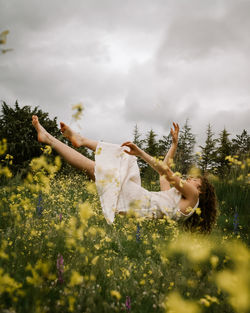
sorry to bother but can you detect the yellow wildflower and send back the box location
[110,290,121,300]
[69,271,83,286]
[0,166,12,178]
[210,255,219,269]
[79,201,94,222]
[106,269,113,277]
[95,147,102,155]
[72,102,84,121]
[199,298,210,307]
[85,182,97,194]
[0,138,7,155]
[41,145,52,155]
[91,256,99,265]
[68,296,76,312]
[195,208,201,215]
[0,30,10,45]
[0,268,22,295]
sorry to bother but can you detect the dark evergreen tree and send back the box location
[132,124,145,171]
[215,128,232,178]
[232,129,250,157]
[175,120,196,174]
[158,133,172,157]
[143,129,159,183]
[145,129,158,156]
[133,124,144,149]
[198,123,218,174]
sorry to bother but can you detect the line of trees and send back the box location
[133,120,250,180]
[0,102,249,181]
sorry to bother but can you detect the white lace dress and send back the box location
[94,142,198,224]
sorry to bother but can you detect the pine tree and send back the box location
[145,129,158,156]
[133,124,144,149]
[175,120,196,174]
[158,133,172,157]
[232,129,250,157]
[132,124,145,171]
[143,129,159,183]
[215,128,232,178]
[198,124,218,174]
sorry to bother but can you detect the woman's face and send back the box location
[187,177,202,192]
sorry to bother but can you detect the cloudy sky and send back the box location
[1,0,250,149]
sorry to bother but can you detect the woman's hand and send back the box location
[121,141,142,157]
[170,122,179,145]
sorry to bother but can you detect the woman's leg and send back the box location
[32,116,95,180]
[60,122,98,151]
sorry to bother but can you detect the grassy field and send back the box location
[0,154,249,313]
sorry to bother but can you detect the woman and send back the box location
[32,116,217,234]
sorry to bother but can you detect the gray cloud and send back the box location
[158,0,250,62]
[0,0,249,148]
[123,0,250,143]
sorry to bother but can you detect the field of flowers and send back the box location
[0,143,249,313]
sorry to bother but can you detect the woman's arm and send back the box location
[121,141,199,207]
[163,122,179,168]
[121,141,168,176]
[160,122,179,191]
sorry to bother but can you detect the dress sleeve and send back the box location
[176,199,199,221]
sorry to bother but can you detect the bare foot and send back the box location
[32,115,52,145]
[60,122,83,148]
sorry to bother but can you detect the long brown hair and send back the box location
[182,176,218,234]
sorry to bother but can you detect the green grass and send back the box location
[0,168,249,313]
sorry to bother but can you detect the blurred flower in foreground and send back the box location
[0,30,13,54]
[215,240,250,313]
[188,166,201,178]
[0,30,9,45]
[72,103,84,121]
[165,291,201,313]
[165,233,211,263]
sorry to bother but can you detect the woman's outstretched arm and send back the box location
[121,141,167,176]
[121,140,199,207]
[160,122,179,191]
[163,122,179,167]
